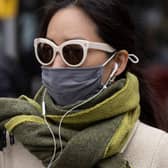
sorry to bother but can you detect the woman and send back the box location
[0,0,168,168]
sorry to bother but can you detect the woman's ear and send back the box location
[114,50,129,76]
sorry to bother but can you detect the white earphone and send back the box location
[104,62,119,88]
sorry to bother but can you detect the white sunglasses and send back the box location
[34,38,115,67]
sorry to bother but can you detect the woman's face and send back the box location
[46,6,116,83]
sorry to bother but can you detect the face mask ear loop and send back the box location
[42,89,57,168]
[128,54,139,64]
[102,51,116,67]
[103,53,139,88]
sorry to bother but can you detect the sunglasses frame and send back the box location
[34,38,115,67]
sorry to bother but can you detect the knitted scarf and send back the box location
[0,72,140,168]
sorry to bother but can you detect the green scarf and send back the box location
[0,72,140,168]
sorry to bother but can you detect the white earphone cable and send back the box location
[58,85,106,157]
[42,89,57,168]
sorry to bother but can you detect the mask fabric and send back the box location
[42,66,105,106]
[42,53,118,106]
[41,53,117,106]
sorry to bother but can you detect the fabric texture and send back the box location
[123,122,168,168]
[0,72,140,168]
[1,121,168,168]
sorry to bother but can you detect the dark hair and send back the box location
[39,0,167,131]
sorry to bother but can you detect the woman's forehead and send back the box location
[46,6,103,44]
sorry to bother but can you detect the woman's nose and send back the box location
[51,53,66,68]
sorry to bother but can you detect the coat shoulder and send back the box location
[123,121,168,168]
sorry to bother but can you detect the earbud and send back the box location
[109,62,119,79]
[104,62,119,88]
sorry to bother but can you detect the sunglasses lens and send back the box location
[37,43,54,64]
[63,44,84,65]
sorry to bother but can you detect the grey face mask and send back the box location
[41,52,120,106]
[41,51,125,106]
[41,53,139,106]
[42,65,104,106]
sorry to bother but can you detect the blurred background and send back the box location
[0,0,168,107]
[0,0,45,97]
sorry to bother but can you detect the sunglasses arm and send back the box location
[87,42,115,53]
